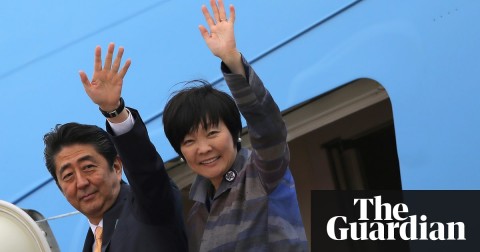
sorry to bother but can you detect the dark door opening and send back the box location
[324,122,402,190]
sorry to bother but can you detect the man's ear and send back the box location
[113,156,123,179]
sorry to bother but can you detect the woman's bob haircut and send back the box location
[162,80,242,158]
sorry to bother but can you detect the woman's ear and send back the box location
[236,135,242,150]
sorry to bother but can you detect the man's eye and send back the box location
[84,165,95,170]
[62,173,73,181]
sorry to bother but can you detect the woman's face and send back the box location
[180,120,237,189]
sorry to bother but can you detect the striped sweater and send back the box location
[187,56,308,252]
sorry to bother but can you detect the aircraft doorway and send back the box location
[286,79,401,248]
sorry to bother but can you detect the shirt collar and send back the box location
[89,219,103,237]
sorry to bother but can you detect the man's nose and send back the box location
[76,173,90,189]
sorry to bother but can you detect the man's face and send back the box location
[55,144,122,224]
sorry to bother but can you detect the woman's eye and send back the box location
[208,131,219,137]
[183,139,194,146]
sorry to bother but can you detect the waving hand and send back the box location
[79,43,131,112]
[199,0,245,76]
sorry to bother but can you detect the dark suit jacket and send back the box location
[82,108,187,252]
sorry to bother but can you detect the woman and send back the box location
[162,0,308,251]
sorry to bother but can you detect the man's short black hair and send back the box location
[162,80,242,158]
[43,122,118,183]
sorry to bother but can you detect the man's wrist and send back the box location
[99,97,125,118]
[108,108,134,135]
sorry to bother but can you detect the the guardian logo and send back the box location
[326,196,466,241]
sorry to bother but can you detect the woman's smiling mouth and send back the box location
[200,156,220,165]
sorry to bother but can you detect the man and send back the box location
[43,43,187,251]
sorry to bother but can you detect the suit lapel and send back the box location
[82,229,94,252]
[101,184,129,250]
[81,184,129,251]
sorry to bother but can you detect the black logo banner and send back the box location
[311,190,480,252]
